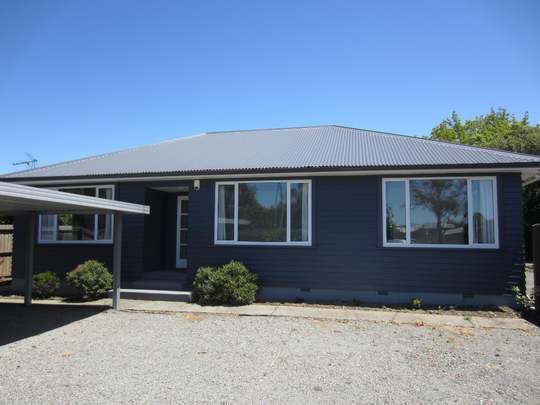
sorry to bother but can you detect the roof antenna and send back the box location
[12,152,38,169]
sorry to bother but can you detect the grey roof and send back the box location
[2,125,540,179]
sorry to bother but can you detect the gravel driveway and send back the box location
[1,304,539,404]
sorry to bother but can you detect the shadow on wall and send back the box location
[0,303,108,346]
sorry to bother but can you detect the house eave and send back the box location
[2,163,538,187]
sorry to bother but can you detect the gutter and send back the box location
[523,173,540,187]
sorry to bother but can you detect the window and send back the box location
[383,177,498,248]
[39,186,114,243]
[215,180,311,245]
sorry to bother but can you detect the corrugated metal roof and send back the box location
[2,125,540,179]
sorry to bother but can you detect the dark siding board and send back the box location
[184,174,525,297]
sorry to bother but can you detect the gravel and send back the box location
[1,304,539,404]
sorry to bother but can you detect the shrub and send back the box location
[410,297,423,310]
[32,271,60,299]
[193,260,259,305]
[66,260,113,301]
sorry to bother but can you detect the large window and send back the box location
[39,186,114,243]
[383,177,498,248]
[215,180,311,245]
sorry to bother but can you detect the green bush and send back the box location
[410,297,423,310]
[193,260,259,305]
[32,271,60,299]
[66,260,113,301]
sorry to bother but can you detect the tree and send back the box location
[429,108,540,260]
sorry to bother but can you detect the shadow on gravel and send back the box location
[0,303,108,346]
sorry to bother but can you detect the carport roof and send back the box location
[0,182,150,216]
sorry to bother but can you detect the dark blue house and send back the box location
[3,126,540,306]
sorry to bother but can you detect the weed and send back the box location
[464,313,472,321]
[294,296,305,304]
[353,298,362,307]
[410,297,423,310]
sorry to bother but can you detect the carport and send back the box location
[0,182,150,309]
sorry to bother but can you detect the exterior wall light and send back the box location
[194,180,200,190]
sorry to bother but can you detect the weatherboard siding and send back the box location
[10,173,525,300]
[185,174,524,298]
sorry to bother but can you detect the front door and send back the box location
[176,196,188,268]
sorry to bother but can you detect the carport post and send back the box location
[112,212,123,310]
[24,211,36,306]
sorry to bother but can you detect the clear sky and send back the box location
[1,0,539,175]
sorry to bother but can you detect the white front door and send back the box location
[176,196,188,268]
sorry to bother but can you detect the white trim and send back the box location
[9,166,538,186]
[176,196,188,268]
[382,176,499,249]
[214,180,312,246]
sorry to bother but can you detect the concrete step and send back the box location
[141,271,187,281]
[132,279,192,291]
[108,288,192,302]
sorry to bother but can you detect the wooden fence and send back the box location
[0,225,13,278]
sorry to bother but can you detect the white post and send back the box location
[24,212,36,306]
[112,213,123,310]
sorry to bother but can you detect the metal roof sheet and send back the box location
[2,125,540,179]
[0,182,150,215]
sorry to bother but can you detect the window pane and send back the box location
[57,214,95,241]
[179,245,187,259]
[472,180,495,244]
[97,214,112,240]
[290,183,309,242]
[386,181,407,243]
[217,184,235,241]
[181,199,188,214]
[40,215,55,240]
[98,188,112,199]
[180,215,188,228]
[59,187,95,197]
[410,179,468,245]
[238,182,287,242]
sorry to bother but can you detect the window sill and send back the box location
[378,245,502,252]
[210,244,318,249]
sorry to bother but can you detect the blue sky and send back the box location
[1,0,539,175]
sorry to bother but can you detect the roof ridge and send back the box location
[206,125,333,135]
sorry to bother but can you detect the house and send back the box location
[2,125,540,306]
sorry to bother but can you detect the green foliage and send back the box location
[66,260,113,301]
[429,108,540,260]
[464,313,472,321]
[193,260,259,305]
[0,216,13,224]
[429,108,535,148]
[32,271,60,299]
[510,285,536,312]
[294,296,305,304]
[353,298,362,307]
[410,297,423,310]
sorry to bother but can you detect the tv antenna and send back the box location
[12,152,38,169]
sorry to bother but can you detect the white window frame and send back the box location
[382,177,499,249]
[38,185,115,244]
[214,180,312,246]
